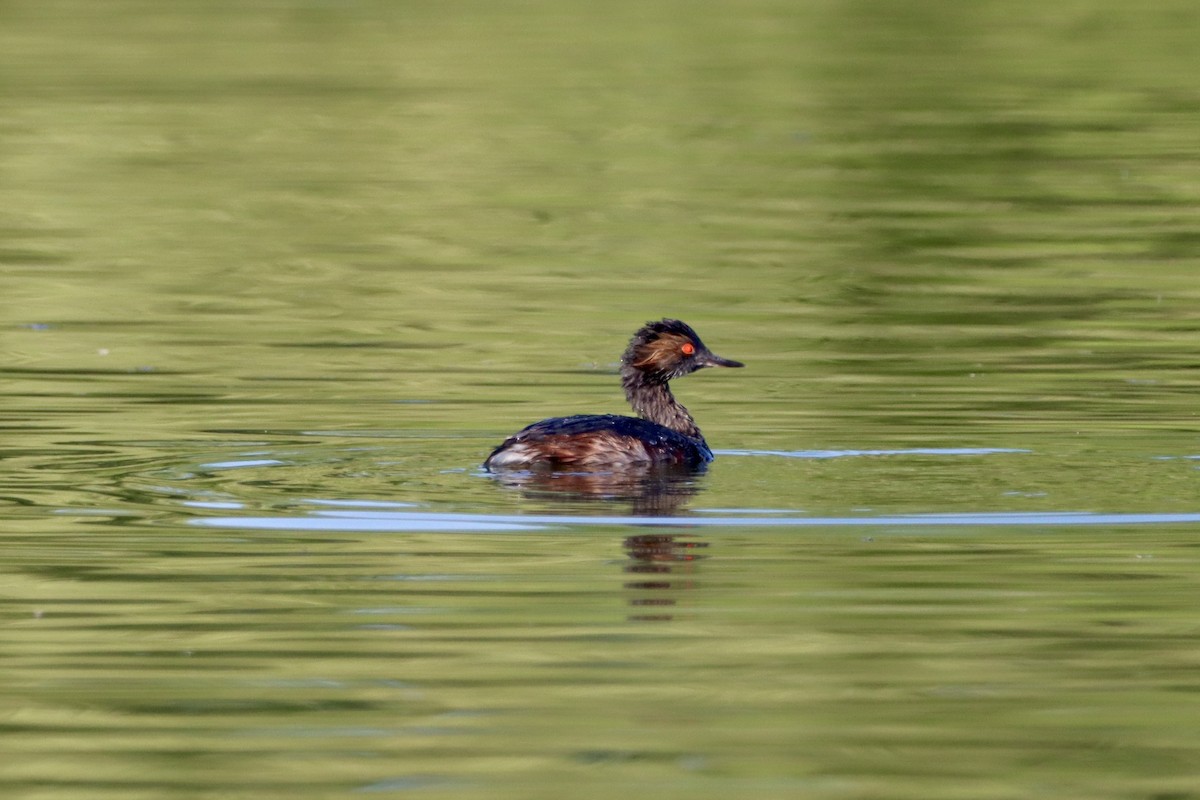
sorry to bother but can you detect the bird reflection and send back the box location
[486,464,710,622]
[485,463,703,516]
[623,533,707,622]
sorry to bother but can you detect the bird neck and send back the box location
[621,367,703,439]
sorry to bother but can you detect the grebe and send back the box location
[484,319,743,469]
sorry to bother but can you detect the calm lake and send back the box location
[4,1,1200,798]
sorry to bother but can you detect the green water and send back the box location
[5,1,1200,798]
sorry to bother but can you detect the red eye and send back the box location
[681,342,696,356]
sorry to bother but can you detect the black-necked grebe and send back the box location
[484,319,743,469]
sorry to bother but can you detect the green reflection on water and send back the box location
[4,0,1200,798]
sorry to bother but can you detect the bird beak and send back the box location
[700,352,745,369]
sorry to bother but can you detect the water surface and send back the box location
[4,1,1200,798]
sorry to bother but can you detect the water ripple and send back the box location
[190,506,1200,533]
[719,447,1031,459]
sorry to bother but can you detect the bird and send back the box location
[484,319,743,469]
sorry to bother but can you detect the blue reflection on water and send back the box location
[191,506,1200,532]
[717,447,1031,459]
